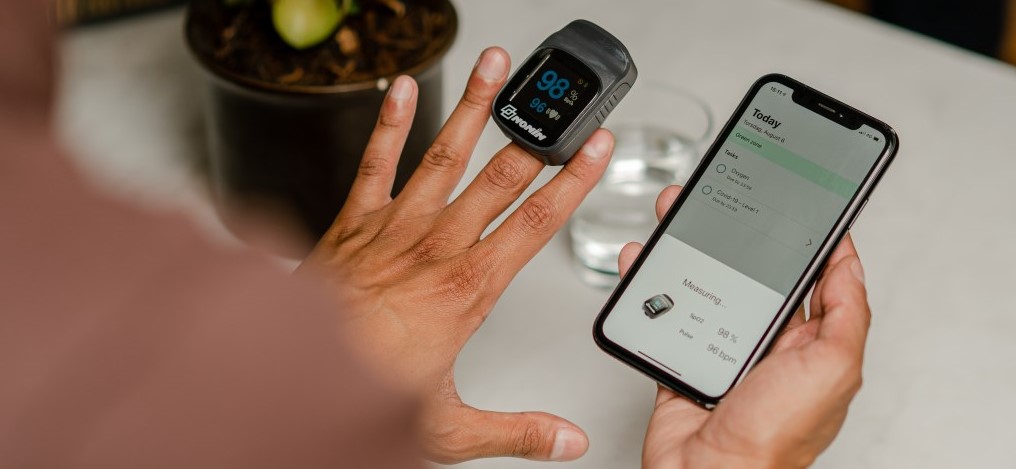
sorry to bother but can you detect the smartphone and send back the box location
[593,74,898,408]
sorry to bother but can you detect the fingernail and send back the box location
[476,49,508,81]
[582,133,611,160]
[388,76,413,101]
[850,258,865,285]
[550,428,586,461]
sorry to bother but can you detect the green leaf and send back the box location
[345,0,361,15]
[272,0,345,50]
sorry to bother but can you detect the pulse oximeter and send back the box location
[492,20,638,166]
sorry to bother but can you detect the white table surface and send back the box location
[57,0,1016,467]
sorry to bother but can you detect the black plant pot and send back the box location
[185,1,458,251]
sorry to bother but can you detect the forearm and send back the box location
[0,2,423,458]
[0,193,423,468]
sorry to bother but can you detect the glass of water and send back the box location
[570,82,713,287]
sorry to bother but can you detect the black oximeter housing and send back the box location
[492,20,637,166]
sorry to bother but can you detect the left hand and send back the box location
[299,48,613,464]
[626,186,872,469]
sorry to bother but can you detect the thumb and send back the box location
[447,406,589,462]
[618,242,643,278]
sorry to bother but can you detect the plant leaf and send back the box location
[343,0,361,15]
[272,0,345,50]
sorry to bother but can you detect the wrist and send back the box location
[680,450,775,469]
[673,436,789,469]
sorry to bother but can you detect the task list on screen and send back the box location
[602,81,886,397]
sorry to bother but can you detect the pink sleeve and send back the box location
[1,3,421,464]
[0,138,422,469]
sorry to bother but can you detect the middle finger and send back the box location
[437,143,544,243]
[477,130,614,286]
[397,47,510,212]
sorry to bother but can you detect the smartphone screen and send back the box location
[595,75,896,402]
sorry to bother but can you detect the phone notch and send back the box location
[791,88,862,130]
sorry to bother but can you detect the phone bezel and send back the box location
[592,73,899,409]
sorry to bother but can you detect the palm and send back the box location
[642,296,852,468]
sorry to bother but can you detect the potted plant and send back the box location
[186,0,458,250]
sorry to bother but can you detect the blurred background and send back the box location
[58,0,1016,64]
[53,0,1016,242]
[51,0,1016,468]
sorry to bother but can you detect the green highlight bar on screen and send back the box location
[731,125,859,199]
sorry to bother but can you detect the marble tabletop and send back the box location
[57,0,1016,467]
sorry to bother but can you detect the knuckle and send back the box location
[842,357,864,384]
[508,420,545,457]
[838,362,864,396]
[407,234,450,264]
[423,142,465,173]
[483,155,526,191]
[518,197,556,234]
[376,110,405,131]
[357,155,392,178]
[849,372,864,395]
[327,218,368,244]
[563,151,597,182]
[444,255,490,302]
[460,86,492,112]
[854,373,865,393]
[425,421,473,464]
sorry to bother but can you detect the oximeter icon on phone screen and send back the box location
[643,294,674,319]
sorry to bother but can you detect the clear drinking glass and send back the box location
[570,82,714,287]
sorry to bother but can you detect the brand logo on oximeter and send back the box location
[500,105,548,142]
[500,104,518,119]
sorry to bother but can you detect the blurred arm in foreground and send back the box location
[0,2,420,468]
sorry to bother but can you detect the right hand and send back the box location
[622,186,872,469]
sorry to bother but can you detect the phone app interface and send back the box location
[602,81,887,397]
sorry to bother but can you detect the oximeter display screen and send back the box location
[496,49,601,147]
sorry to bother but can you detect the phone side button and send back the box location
[847,199,869,230]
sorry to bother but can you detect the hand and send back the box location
[299,48,613,463]
[622,186,871,469]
